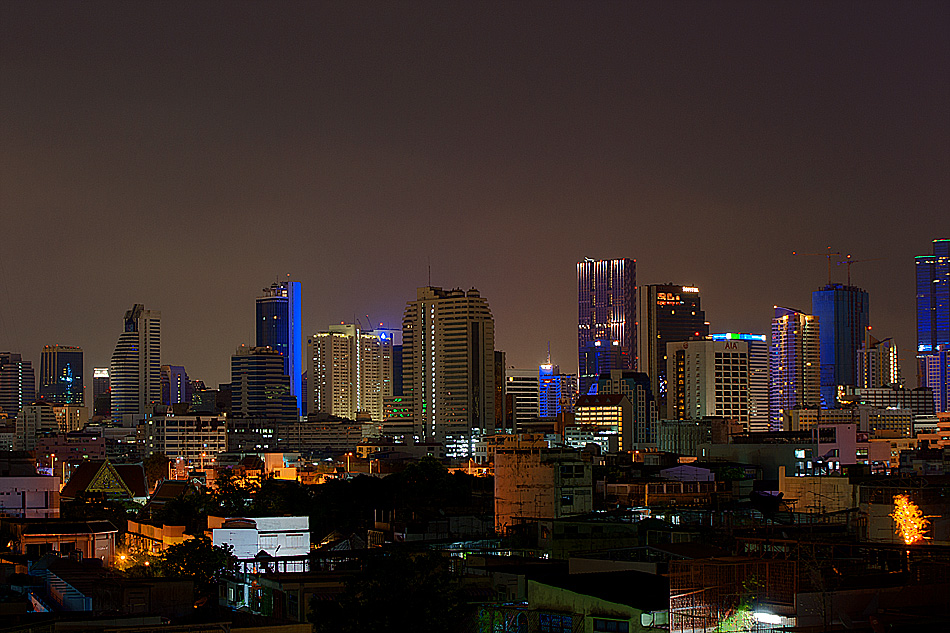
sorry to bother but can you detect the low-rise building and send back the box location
[209,515,310,573]
[0,476,60,518]
[0,518,118,564]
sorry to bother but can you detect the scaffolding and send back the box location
[669,557,796,633]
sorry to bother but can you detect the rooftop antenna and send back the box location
[428,256,431,287]
[547,342,551,365]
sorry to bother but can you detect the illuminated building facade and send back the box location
[539,363,577,419]
[506,368,540,425]
[109,305,161,421]
[38,345,83,406]
[577,258,636,395]
[230,345,298,421]
[0,352,35,419]
[595,370,656,443]
[812,283,870,408]
[256,281,302,415]
[916,238,950,357]
[769,306,820,431]
[637,284,707,411]
[306,324,394,421]
[923,345,949,413]
[92,367,110,416]
[160,365,192,407]
[667,340,754,430]
[402,286,496,456]
[857,336,900,389]
[579,339,627,396]
[573,393,632,451]
[711,333,769,432]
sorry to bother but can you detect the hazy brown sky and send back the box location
[1,1,947,388]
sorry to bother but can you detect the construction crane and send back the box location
[837,255,886,286]
[792,247,843,285]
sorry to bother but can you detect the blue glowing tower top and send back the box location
[256,280,302,415]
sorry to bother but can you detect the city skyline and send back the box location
[1,2,948,388]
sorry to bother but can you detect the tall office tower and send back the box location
[506,368,540,425]
[38,345,83,405]
[494,350,507,431]
[160,365,192,406]
[923,345,949,413]
[579,339,627,395]
[710,334,769,432]
[231,345,298,421]
[577,258,636,394]
[637,284,708,410]
[0,353,35,419]
[402,286,495,457]
[917,239,950,380]
[596,369,656,443]
[109,305,161,421]
[812,284,870,407]
[92,368,110,417]
[857,336,900,389]
[539,363,578,419]
[667,340,752,429]
[769,307,820,430]
[307,324,393,421]
[14,401,57,451]
[256,280,302,415]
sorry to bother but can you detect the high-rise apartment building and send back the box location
[710,333,769,432]
[506,368,540,425]
[916,239,950,358]
[769,306,820,430]
[667,340,753,429]
[402,286,495,457]
[160,365,192,407]
[256,281,302,415]
[577,258,636,395]
[637,284,708,409]
[857,336,900,389]
[230,346,298,421]
[109,305,161,421]
[812,284,870,407]
[307,324,393,421]
[0,353,35,419]
[38,345,83,406]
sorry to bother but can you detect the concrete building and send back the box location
[506,368,541,426]
[578,258,636,394]
[0,518,118,565]
[769,306,820,430]
[493,436,592,533]
[837,385,936,416]
[209,515,310,573]
[109,305,161,421]
[857,336,900,389]
[15,401,57,450]
[710,333,769,432]
[667,339,753,430]
[402,286,496,457]
[231,345,298,421]
[0,352,35,419]
[38,345,83,405]
[922,345,950,413]
[307,324,393,421]
[142,414,227,467]
[0,476,60,518]
[573,393,632,451]
[637,283,708,411]
[596,370,656,444]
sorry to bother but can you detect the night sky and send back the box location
[1,1,947,388]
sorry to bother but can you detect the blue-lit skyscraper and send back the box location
[917,239,950,358]
[539,362,578,419]
[256,280,302,415]
[38,345,84,405]
[578,258,636,395]
[812,284,870,408]
[579,339,628,395]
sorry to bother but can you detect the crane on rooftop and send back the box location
[792,247,844,286]
[837,255,886,286]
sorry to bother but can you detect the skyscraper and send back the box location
[812,283,870,407]
[505,368,540,425]
[922,345,949,413]
[38,345,84,405]
[577,258,636,394]
[667,340,751,427]
[109,305,161,420]
[307,324,394,421]
[160,365,192,407]
[579,339,628,395]
[402,286,495,457]
[637,284,708,410]
[92,367,110,417]
[0,352,35,419]
[231,345,298,421]
[710,333,769,432]
[916,238,950,364]
[256,280,302,415]
[769,307,820,430]
[856,336,900,389]
[539,362,577,419]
